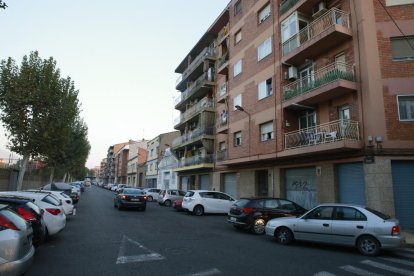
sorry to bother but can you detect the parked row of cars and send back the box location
[0,181,87,275]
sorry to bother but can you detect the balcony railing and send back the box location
[177,47,216,87]
[217,52,229,68]
[217,24,229,42]
[175,73,214,107]
[284,120,360,150]
[172,127,215,147]
[216,149,227,161]
[283,62,355,101]
[174,98,215,126]
[280,0,299,16]
[219,82,228,97]
[216,115,228,129]
[178,154,215,168]
[282,8,350,56]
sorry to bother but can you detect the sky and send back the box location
[0,0,230,168]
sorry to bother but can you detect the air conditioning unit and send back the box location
[312,1,327,18]
[288,66,298,80]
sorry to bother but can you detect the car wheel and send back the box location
[193,205,204,216]
[275,227,293,245]
[252,218,266,235]
[147,196,153,201]
[164,200,172,207]
[357,235,381,256]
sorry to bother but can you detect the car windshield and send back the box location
[123,189,143,195]
[365,207,391,220]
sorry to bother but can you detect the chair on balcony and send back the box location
[324,131,337,142]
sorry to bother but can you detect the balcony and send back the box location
[175,73,215,110]
[282,8,352,65]
[283,62,356,106]
[280,0,299,16]
[216,116,228,134]
[174,154,215,172]
[172,127,215,149]
[217,52,229,75]
[176,47,216,91]
[216,149,227,162]
[174,98,215,128]
[283,120,361,153]
[217,82,228,103]
[217,24,229,44]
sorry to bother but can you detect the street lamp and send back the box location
[235,105,251,156]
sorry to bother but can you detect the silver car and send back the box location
[265,203,405,256]
[0,204,35,276]
[157,189,186,207]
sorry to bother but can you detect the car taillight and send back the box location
[120,195,127,199]
[391,225,400,236]
[17,207,37,222]
[241,207,254,214]
[143,196,147,201]
[46,208,61,215]
[0,214,19,231]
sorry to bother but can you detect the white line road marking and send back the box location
[72,208,76,216]
[340,265,384,276]
[314,272,337,276]
[361,260,414,275]
[379,257,414,267]
[182,268,221,276]
[116,235,165,264]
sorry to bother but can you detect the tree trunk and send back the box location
[49,167,55,183]
[16,155,29,191]
[62,173,67,182]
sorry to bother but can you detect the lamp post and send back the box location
[235,105,251,156]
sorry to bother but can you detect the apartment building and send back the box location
[146,131,180,188]
[137,147,147,188]
[176,0,414,230]
[172,9,229,191]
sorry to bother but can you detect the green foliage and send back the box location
[0,1,7,9]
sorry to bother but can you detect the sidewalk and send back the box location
[403,230,414,247]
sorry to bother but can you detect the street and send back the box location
[27,186,414,276]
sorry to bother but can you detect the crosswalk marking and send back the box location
[379,256,414,267]
[340,265,384,276]
[361,260,414,276]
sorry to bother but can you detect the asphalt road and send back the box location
[26,186,414,276]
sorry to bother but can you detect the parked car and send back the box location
[143,188,161,201]
[172,199,183,211]
[43,182,79,204]
[0,191,66,236]
[228,198,307,234]
[265,203,405,256]
[182,190,236,216]
[114,188,147,211]
[114,184,128,192]
[157,189,186,207]
[0,203,35,276]
[25,190,74,216]
[0,195,46,246]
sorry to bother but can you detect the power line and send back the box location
[376,0,414,51]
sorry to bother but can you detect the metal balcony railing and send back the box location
[217,24,229,42]
[283,62,355,101]
[279,0,299,16]
[176,73,214,107]
[174,98,215,126]
[282,8,350,56]
[284,120,360,150]
[217,52,229,68]
[216,149,227,161]
[178,154,215,168]
[216,116,228,129]
[218,82,228,98]
[172,127,215,147]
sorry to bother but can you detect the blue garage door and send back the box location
[392,161,414,230]
[337,163,365,205]
[223,173,237,199]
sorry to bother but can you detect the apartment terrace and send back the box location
[174,73,215,110]
[282,8,352,65]
[283,61,356,106]
[171,127,215,149]
[175,154,215,171]
[174,98,215,128]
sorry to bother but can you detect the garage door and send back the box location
[223,173,237,198]
[200,174,209,190]
[337,163,365,205]
[392,161,414,230]
[285,168,317,210]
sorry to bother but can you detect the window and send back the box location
[234,131,242,146]
[281,12,308,55]
[233,94,242,110]
[398,95,414,121]
[258,78,272,100]
[386,0,414,6]
[334,207,367,221]
[235,29,242,44]
[260,121,274,142]
[391,36,414,60]
[234,0,242,15]
[234,59,242,77]
[258,3,271,24]
[299,112,316,129]
[258,37,272,61]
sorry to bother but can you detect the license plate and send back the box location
[230,217,237,222]
[130,198,140,202]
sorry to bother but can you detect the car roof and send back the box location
[0,191,47,199]
[315,203,366,208]
[0,194,34,202]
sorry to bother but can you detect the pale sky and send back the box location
[0,0,229,168]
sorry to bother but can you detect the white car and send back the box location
[24,190,74,216]
[143,188,161,201]
[182,190,236,216]
[0,191,66,236]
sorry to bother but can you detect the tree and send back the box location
[0,51,84,190]
[0,1,7,9]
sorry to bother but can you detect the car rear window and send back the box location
[26,201,42,215]
[123,189,144,195]
[0,209,29,230]
[42,195,60,206]
[365,207,391,220]
[233,199,251,208]
[185,191,195,197]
